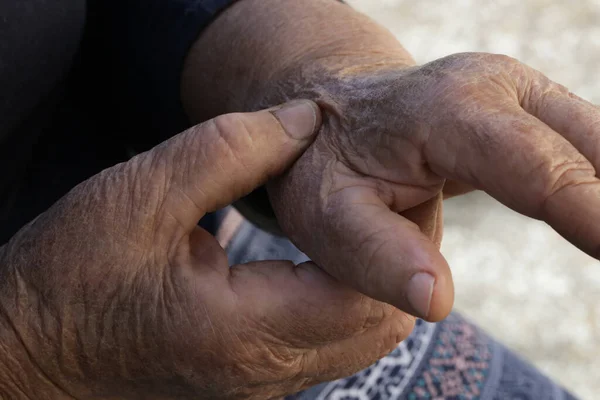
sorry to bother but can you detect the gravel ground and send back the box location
[346,1,600,399]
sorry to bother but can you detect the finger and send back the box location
[217,260,414,396]
[229,261,407,346]
[523,79,600,172]
[323,190,453,321]
[296,309,411,384]
[272,159,455,322]
[228,260,415,377]
[401,192,444,247]
[144,100,320,233]
[425,105,600,259]
[443,180,475,199]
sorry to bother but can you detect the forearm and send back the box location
[180,0,418,233]
[181,0,415,121]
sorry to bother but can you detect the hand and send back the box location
[265,52,600,321]
[0,101,413,399]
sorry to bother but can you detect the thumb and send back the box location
[153,100,320,233]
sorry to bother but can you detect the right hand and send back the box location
[0,101,413,400]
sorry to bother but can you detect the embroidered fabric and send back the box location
[225,213,577,400]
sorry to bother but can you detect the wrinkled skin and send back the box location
[264,52,600,320]
[0,103,414,399]
[3,0,600,395]
[181,0,600,325]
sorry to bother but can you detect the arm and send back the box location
[181,0,417,232]
[181,0,415,121]
[0,102,414,399]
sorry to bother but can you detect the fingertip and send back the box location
[403,254,454,322]
[424,264,455,322]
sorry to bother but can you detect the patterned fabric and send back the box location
[288,316,577,400]
[225,211,578,400]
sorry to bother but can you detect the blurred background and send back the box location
[345,1,600,399]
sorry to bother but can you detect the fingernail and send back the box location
[272,100,319,140]
[406,272,435,318]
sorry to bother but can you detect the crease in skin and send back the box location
[316,117,443,210]
[11,0,600,394]
[0,291,77,399]
[401,193,444,246]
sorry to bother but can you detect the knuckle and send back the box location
[396,312,417,342]
[428,52,478,71]
[432,53,528,109]
[375,310,415,357]
[528,78,570,110]
[210,113,254,152]
[361,300,396,330]
[204,113,255,169]
[546,159,595,194]
[539,157,596,213]
[484,52,520,67]
[225,331,304,382]
[432,52,519,75]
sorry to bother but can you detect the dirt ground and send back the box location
[347,1,600,398]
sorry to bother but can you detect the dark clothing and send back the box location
[0,2,582,398]
[0,0,237,243]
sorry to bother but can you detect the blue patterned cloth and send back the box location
[226,215,578,400]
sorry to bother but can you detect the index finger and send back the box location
[523,77,600,174]
[424,104,600,259]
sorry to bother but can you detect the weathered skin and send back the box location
[262,53,600,318]
[2,0,600,398]
[183,0,600,322]
[0,103,417,399]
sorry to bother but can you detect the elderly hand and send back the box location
[181,0,600,324]
[267,52,600,322]
[0,101,413,399]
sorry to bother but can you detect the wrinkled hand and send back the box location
[268,52,600,321]
[0,101,413,400]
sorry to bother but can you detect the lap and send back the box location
[223,209,577,400]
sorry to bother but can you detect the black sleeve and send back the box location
[79,0,348,144]
[0,0,85,142]
[80,0,239,145]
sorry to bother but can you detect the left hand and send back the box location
[180,0,600,324]
[265,52,600,322]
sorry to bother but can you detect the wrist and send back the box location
[181,0,415,122]
[244,56,414,114]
